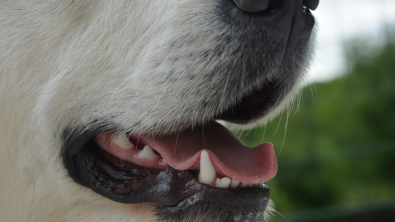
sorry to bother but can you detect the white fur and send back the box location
[0,1,311,221]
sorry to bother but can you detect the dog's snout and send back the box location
[232,0,271,12]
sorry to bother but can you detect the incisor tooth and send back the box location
[159,158,167,165]
[230,179,240,188]
[111,132,134,150]
[198,151,216,185]
[137,145,160,161]
[241,182,248,188]
[216,177,231,188]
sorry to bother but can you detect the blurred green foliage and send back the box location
[236,41,395,220]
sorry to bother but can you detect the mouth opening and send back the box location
[63,79,279,218]
[95,123,276,188]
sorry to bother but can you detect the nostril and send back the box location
[233,0,270,13]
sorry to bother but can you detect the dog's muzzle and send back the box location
[63,0,319,221]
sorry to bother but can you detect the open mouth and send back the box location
[63,79,280,220]
[95,121,277,188]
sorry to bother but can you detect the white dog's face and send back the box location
[0,0,318,221]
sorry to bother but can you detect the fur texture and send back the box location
[0,1,314,221]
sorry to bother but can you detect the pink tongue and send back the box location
[137,121,277,183]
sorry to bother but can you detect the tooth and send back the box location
[159,158,167,165]
[216,177,231,188]
[111,132,134,150]
[137,145,160,161]
[230,179,240,188]
[241,182,248,188]
[198,151,216,185]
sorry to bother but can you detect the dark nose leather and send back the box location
[233,0,319,13]
[233,0,271,12]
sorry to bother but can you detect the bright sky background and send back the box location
[307,0,395,84]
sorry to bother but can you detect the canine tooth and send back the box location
[111,132,134,150]
[216,177,231,188]
[230,179,240,188]
[241,182,248,188]
[198,151,216,185]
[137,145,160,161]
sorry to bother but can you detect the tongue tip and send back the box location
[227,142,277,183]
[202,143,277,184]
[257,142,278,181]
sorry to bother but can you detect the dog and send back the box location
[0,0,318,221]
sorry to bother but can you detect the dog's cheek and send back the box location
[64,202,157,222]
[25,1,224,136]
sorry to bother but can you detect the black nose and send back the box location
[233,0,319,13]
[233,0,271,12]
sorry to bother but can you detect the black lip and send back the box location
[218,79,281,123]
[63,129,271,220]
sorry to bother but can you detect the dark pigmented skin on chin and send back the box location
[64,134,270,221]
[68,139,198,205]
